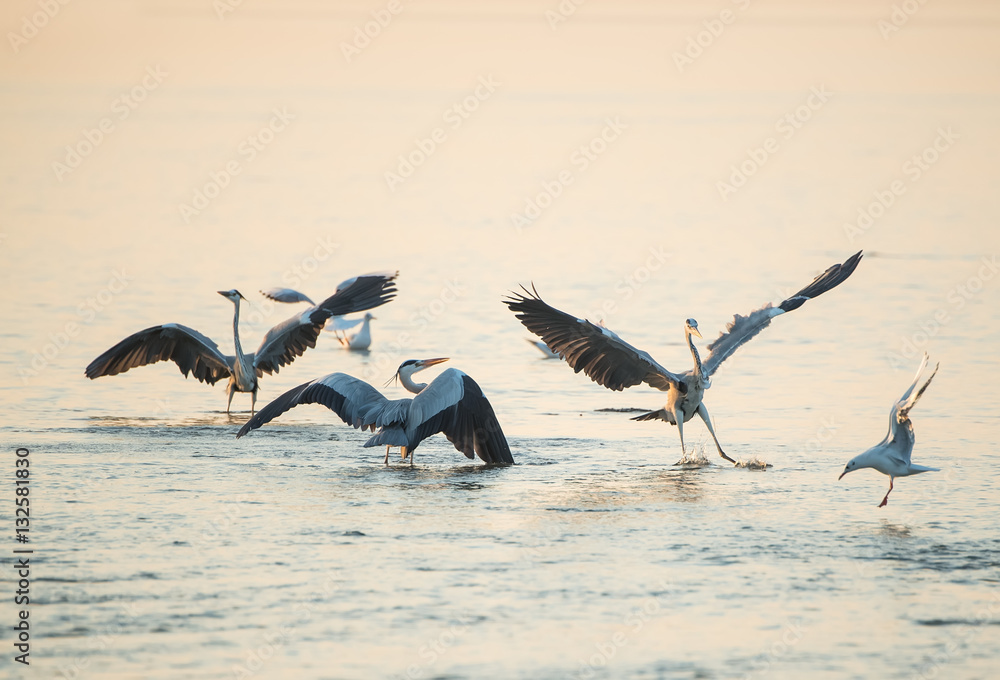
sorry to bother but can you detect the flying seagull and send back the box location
[237,358,514,466]
[504,252,863,463]
[85,272,398,414]
[839,353,939,507]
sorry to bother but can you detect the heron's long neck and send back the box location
[686,329,704,377]
[398,371,426,395]
[231,299,248,366]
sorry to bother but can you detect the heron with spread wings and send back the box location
[236,358,514,466]
[504,252,862,463]
[85,272,398,414]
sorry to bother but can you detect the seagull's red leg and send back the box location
[878,477,894,508]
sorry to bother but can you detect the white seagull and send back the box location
[236,358,514,466]
[336,312,376,351]
[839,353,940,507]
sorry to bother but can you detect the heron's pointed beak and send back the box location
[418,357,449,369]
[217,290,228,297]
[690,327,703,339]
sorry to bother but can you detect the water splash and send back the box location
[734,456,772,470]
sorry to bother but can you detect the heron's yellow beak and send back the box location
[420,357,449,368]
[690,327,703,339]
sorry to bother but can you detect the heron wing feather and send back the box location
[503,286,681,391]
[253,272,398,374]
[84,323,232,384]
[236,372,395,437]
[703,251,863,378]
[401,369,514,464]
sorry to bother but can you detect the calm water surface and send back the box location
[2,2,999,678]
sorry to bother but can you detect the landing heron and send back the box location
[504,252,862,464]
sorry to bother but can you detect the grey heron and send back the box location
[839,353,939,507]
[504,251,863,464]
[85,272,398,414]
[236,358,514,466]
[260,287,374,348]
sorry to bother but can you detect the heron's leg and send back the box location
[674,407,686,456]
[696,403,735,464]
[250,389,257,417]
[226,385,235,414]
[384,446,390,465]
[878,477,894,508]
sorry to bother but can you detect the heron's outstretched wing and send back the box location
[236,372,405,438]
[703,251,863,378]
[251,272,398,375]
[85,323,232,384]
[260,287,315,305]
[504,286,682,391]
[391,368,513,464]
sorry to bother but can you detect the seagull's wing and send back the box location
[703,251,863,378]
[382,368,513,464]
[894,353,939,422]
[236,372,402,437]
[251,272,398,375]
[504,285,682,391]
[324,316,365,332]
[526,338,561,359]
[259,287,315,305]
[85,323,232,384]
